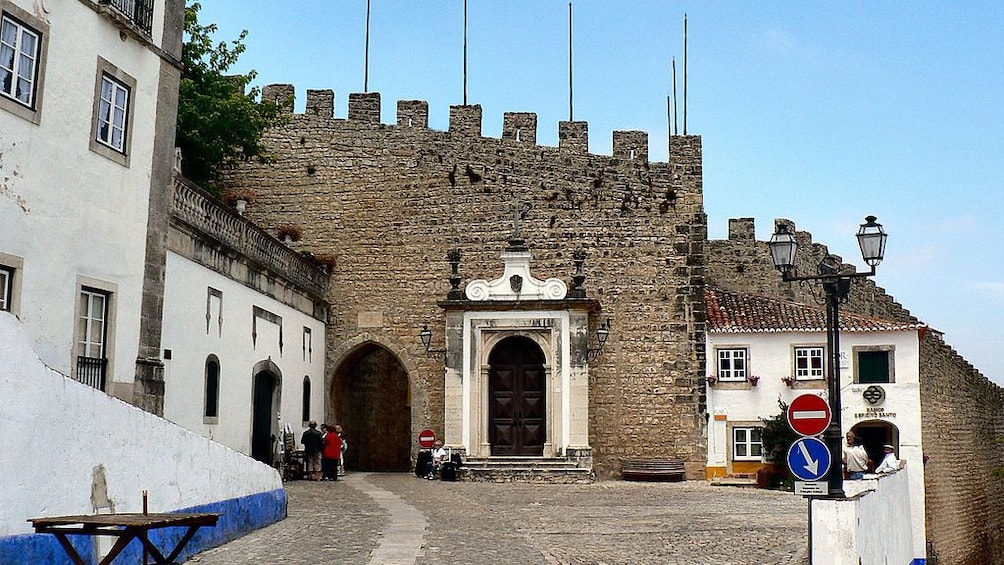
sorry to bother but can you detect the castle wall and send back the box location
[919,331,1004,564]
[223,86,708,477]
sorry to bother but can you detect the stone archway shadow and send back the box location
[328,332,422,472]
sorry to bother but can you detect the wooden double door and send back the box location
[488,336,546,456]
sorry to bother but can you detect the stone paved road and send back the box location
[186,473,809,565]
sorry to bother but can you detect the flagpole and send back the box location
[568,2,573,121]
[672,57,678,135]
[364,0,371,92]
[463,0,468,105]
[683,13,688,135]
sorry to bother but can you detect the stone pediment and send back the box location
[465,248,567,301]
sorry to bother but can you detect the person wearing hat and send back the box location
[874,443,900,473]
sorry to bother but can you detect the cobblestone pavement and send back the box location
[186,473,810,565]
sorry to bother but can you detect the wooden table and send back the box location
[29,512,220,565]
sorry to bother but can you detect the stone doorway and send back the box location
[488,336,546,456]
[250,370,279,465]
[331,344,411,472]
[851,420,900,472]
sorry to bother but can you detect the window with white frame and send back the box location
[96,73,129,152]
[733,427,763,461]
[90,58,135,165]
[0,11,38,107]
[0,2,47,123]
[794,346,824,380]
[0,264,12,312]
[716,348,748,381]
[77,289,108,358]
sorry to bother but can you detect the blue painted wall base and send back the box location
[0,488,286,564]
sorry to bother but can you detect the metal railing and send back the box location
[76,356,107,390]
[104,0,154,35]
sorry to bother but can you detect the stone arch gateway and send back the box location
[330,343,412,472]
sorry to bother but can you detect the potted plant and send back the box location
[222,188,256,215]
[276,223,304,243]
[781,376,797,387]
[705,374,718,386]
[746,375,761,386]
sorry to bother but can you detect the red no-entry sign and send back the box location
[418,429,437,448]
[787,394,831,436]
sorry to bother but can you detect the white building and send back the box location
[162,174,329,464]
[704,286,928,558]
[0,0,182,403]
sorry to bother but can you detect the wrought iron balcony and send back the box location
[76,356,108,390]
[101,0,154,35]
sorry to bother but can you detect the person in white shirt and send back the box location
[429,440,449,480]
[874,444,900,473]
[843,432,870,480]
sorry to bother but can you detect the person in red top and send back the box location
[321,424,343,481]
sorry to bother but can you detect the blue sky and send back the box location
[197,1,1004,384]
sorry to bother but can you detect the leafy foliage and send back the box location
[760,398,799,467]
[176,2,286,193]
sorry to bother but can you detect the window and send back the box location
[716,348,748,381]
[76,288,109,389]
[0,12,38,106]
[204,356,220,421]
[857,349,893,384]
[96,74,129,151]
[733,427,763,461]
[0,2,47,122]
[301,376,311,423]
[794,346,824,380]
[89,58,135,165]
[0,264,12,312]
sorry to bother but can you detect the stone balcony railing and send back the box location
[171,177,328,298]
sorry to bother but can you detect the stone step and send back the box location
[457,457,594,484]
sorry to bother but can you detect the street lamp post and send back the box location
[768,216,888,498]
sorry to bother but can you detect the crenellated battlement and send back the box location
[260,83,697,163]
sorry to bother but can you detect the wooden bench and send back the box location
[620,458,687,482]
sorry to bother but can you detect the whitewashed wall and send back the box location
[0,312,285,562]
[161,252,326,455]
[0,0,169,398]
[811,468,917,564]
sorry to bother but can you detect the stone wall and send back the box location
[223,86,708,478]
[706,217,917,322]
[919,331,1004,564]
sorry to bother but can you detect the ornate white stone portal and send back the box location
[441,244,595,466]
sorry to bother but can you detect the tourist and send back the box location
[300,421,324,481]
[321,423,343,481]
[874,444,900,473]
[843,432,869,480]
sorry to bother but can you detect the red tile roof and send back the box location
[705,287,927,333]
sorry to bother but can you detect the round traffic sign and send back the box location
[418,429,437,448]
[787,394,831,436]
[786,436,831,482]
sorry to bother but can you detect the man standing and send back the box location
[300,421,324,481]
[843,432,869,480]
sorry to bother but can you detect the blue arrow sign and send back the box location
[786,437,831,482]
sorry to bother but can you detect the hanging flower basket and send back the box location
[746,375,761,386]
[781,376,797,387]
[276,223,304,243]
[705,374,718,386]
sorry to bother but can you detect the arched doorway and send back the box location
[251,370,279,465]
[851,420,900,472]
[331,344,411,472]
[488,335,546,456]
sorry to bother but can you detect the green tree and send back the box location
[176,2,286,193]
[760,399,799,467]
